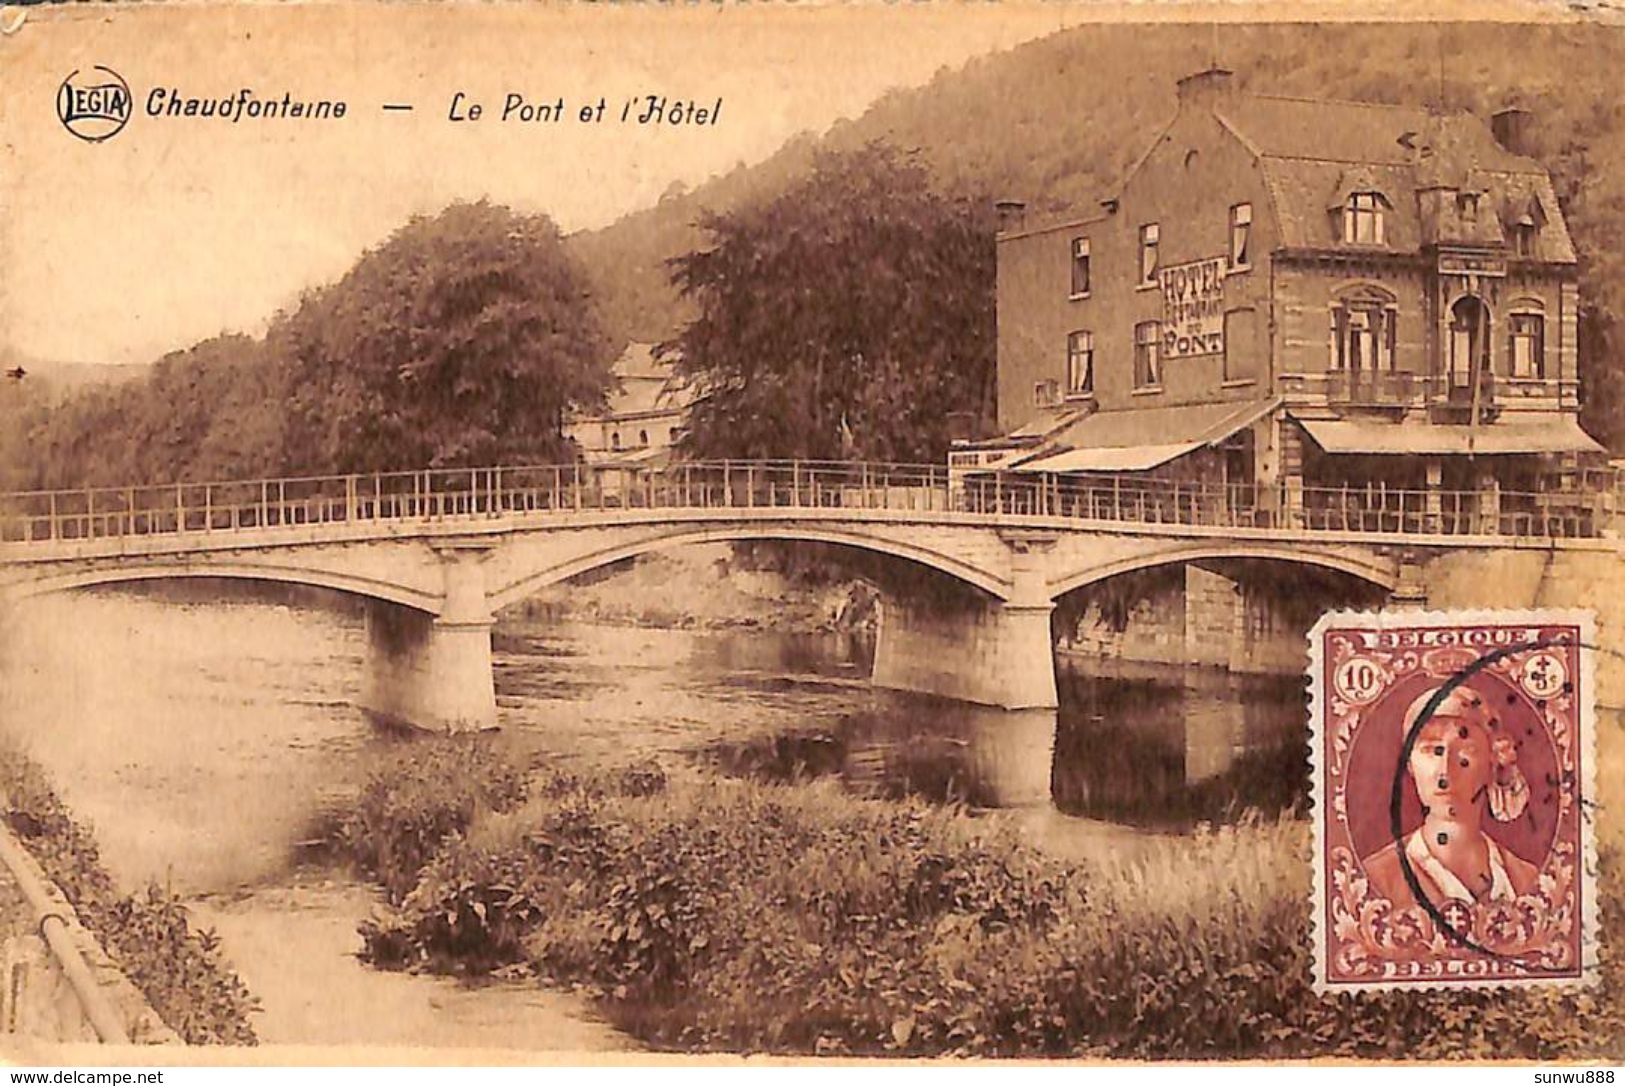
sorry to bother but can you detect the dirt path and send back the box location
[190,877,633,1053]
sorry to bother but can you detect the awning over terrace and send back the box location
[1294,414,1605,456]
[1009,398,1279,474]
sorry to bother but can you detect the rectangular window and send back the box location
[1510,313,1546,379]
[1229,203,1252,270]
[1223,308,1257,382]
[1332,304,1396,373]
[1134,320,1161,389]
[1066,331,1094,397]
[1344,193,1385,245]
[1139,223,1160,286]
[1512,224,1537,258]
[1070,237,1091,297]
[1033,379,1061,408]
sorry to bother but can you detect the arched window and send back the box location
[612,431,622,450]
[639,429,650,446]
[1449,296,1492,387]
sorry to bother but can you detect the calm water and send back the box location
[0,582,1308,895]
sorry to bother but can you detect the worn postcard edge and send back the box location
[1307,606,1601,995]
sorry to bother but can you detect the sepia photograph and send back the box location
[0,1,1622,1068]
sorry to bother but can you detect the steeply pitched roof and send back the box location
[1213,94,1575,263]
[599,343,693,419]
[1216,94,1540,172]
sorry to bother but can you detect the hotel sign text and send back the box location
[1158,256,1226,359]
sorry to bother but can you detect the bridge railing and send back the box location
[0,460,1615,544]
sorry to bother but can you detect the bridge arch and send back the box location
[487,524,1011,611]
[2,563,441,614]
[1046,541,1399,600]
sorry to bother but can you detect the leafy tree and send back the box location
[669,144,995,462]
[278,200,612,474]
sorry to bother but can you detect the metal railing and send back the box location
[0,459,1615,546]
[1280,371,1577,408]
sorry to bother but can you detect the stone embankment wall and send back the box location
[1058,563,1367,675]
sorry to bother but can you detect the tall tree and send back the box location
[669,143,995,462]
[279,201,612,474]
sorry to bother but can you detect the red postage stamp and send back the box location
[1310,609,1598,992]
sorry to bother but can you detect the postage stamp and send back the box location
[1309,609,1599,993]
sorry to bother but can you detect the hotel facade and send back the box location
[966,68,1607,534]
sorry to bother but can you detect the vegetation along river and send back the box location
[0,569,1307,1049]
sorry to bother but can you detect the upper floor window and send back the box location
[1139,223,1160,287]
[1456,192,1480,222]
[1510,222,1538,257]
[1070,237,1091,298]
[1229,203,1253,270]
[1134,320,1162,389]
[1506,196,1544,258]
[639,429,650,446]
[1343,192,1387,246]
[1223,307,1258,382]
[1330,289,1398,373]
[1509,311,1546,379]
[1066,331,1094,397]
[612,431,622,450]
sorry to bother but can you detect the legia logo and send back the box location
[57,66,131,142]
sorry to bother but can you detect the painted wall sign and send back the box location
[1438,251,1508,278]
[1158,256,1226,359]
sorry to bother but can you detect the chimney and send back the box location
[1491,106,1535,156]
[994,198,1027,233]
[1176,66,1235,110]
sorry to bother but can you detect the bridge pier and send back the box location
[872,539,1058,710]
[360,545,496,732]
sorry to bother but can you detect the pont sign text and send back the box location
[1157,255,1226,359]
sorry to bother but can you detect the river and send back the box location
[0,582,1307,1049]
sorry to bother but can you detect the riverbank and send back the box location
[506,545,876,634]
[330,733,1625,1060]
[0,739,257,1044]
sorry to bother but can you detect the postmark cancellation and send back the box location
[1309,609,1599,993]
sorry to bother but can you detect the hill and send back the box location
[566,21,1625,448]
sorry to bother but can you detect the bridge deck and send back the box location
[1,460,1616,558]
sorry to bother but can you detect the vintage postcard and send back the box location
[2,0,1624,1069]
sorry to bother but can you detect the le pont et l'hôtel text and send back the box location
[448,93,721,126]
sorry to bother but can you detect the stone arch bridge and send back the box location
[1,461,1616,731]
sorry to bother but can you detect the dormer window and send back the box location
[1343,192,1387,245]
[1511,223,1537,257]
[1457,192,1480,221]
[1504,195,1545,258]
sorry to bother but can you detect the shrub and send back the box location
[0,740,259,1045]
[339,737,1625,1059]
[331,734,528,903]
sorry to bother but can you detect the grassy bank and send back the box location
[0,738,259,1045]
[334,736,1625,1059]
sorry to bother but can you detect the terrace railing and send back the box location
[0,459,1615,545]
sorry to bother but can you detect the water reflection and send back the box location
[1049,660,1308,828]
[700,657,1309,827]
